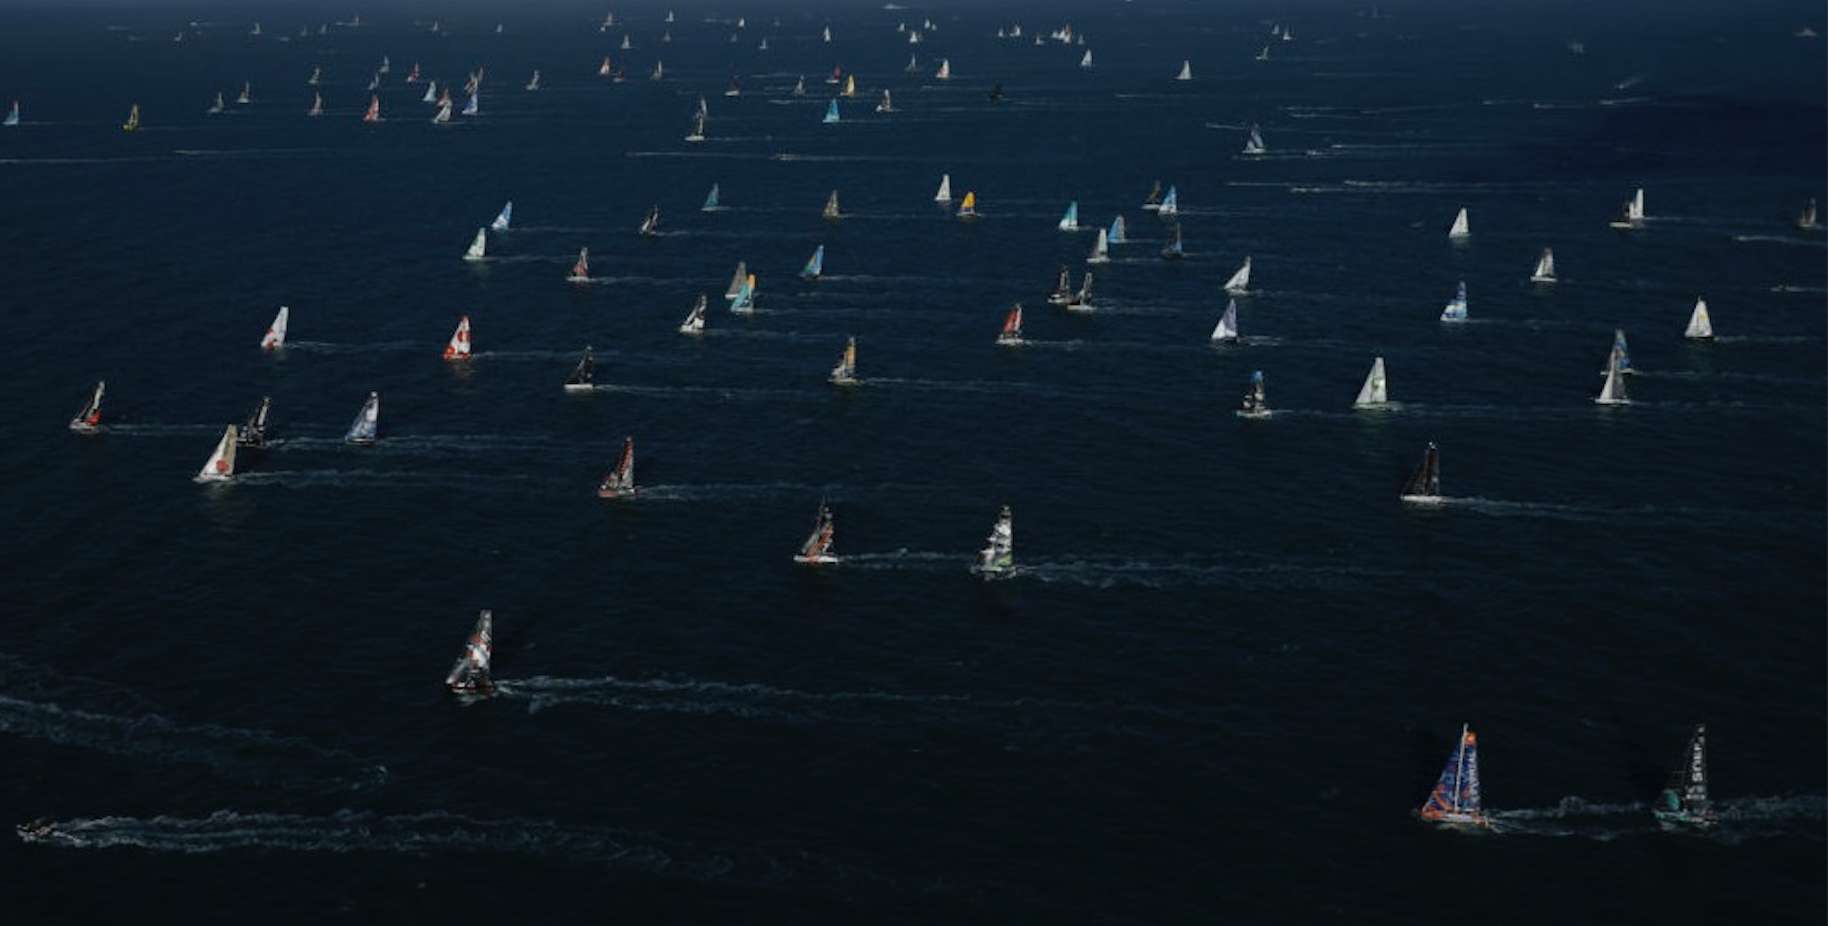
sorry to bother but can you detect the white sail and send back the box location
[724,261,748,300]
[1531,248,1556,283]
[1087,227,1110,264]
[1448,207,1470,239]
[4,100,19,126]
[1440,281,1469,321]
[1175,60,1192,80]
[345,392,380,444]
[490,202,512,231]
[935,59,951,80]
[462,228,486,261]
[1354,357,1388,407]
[443,316,472,360]
[829,336,857,384]
[195,425,238,482]
[1629,187,1645,221]
[974,506,1015,576]
[1211,300,1239,342]
[423,81,437,103]
[1224,256,1251,293]
[1242,124,1266,155]
[260,305,289,349]
[934,174,952,203]
[1080,49,1093,68]
[1058,201,1078,231]
[679,293,707,335]
[1595,347,1630,405]
[1684,298,1713,339]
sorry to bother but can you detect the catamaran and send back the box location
[238,397,271,448]
[996,304,1025,346]
[702,184,721,211]
[1609,187,1646,229]
[1797,198,1820,231]
[724,261,748,301]
[1237,370,1270,418]
[1158,185,1180,218]
[1047,267,1075,305]
[874,89,893,113]
[1355,357,1389,408]
[566,248,590,283]
[345,392,380,445]
[823,99,840,124]
[1684,297,1714,340]
[822,190,842,220]
[801,245,825,281]
[122,104,140,132]
[934,174,952,203]
[1066,272,1094,313]
[730,274,758,314]
[462,228,487,261]
[1242,124,1266,156]
[1224,256,1252,293]
[1530,247,1556,284]
[1654,724,1715,829]
[1175,60,1192,81]
[1161,224,1185,260]
[260,306,289,349]
[678,294,708,335]
[793,501,839,565]
[194,425,239,483]
[1399,442,1442,502]
[308,93,323,117]
[1418,724,1488,827]
[935,59,951,80]
[829,337,858,385]
[1108,215,1127,244]
[1211,300,1240,342]
[3,100,18,126]
[442,316,472,361]
[1058,201,1079,231]
[444,610,495,696]
[596,437,636,498]
[362,95,382,123]
[69,381,105,432]
[208,92,225,114]
[1440,281,1468,322]
[1087,228,1110,264]
[237,82,251,105]
[563,347,595,391]
[490,202,513,232]
[972,505,1015,577]
[1448,207,1470,239]
[1605,329,1634,375]
[685,110,707,142]
[525,70,541,91]
[638,205,661,237]
[957,192,979,220]
[1595,344,1630,405]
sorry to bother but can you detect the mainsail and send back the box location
[1211,300,1240,342]
[1684,298,1713,340]
[261,305,289,349]
[1448,208,1470,239]
[973,505,1015,577]
[597,436,636,498]
[829,336,857,385]
[996,304,1024,345]
[462,228,486,262]
[1440,281,1468,322]
[345,392,380,444]
[195,425,239,483]
[1108,215,1127,244]
[1400,442,1440,500]
[1418,724,1487,826]
[1242,124,1266,155]
[957,191,978,219]
[793,501,839,565]
[703,183,721,210]
[442,315,472,360]
[679,294,707,335]
[444,610,495,695]
[1175,60,1192,80]
[490,202,512,231]
[1354,357,1388,407]
[1224,256,1251,293]
[823,99,840,124]
[934,174,951,203]
[1058,201,1079,231]
[563,347,595,391]
[823,190,842,220]
[1595,345,1630,405]
[1088,228,1110,264]
[1654,724,1713,827]
[725,261,748,300]
[238,397,271,448]
[1531,247,1556,283]
[69,381,105,432]
[801,245,825,280]
[567,248,590,283]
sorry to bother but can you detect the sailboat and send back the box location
[620,34,632,50]
[724,78,741,98]
[701,184,721,211]
[122,104,140,132]
[822,25,832,43]
[1609,187,1646,229]
[525,70,541,91]
[208,92,225,115]
[793,501,839,565]
[444,610,495,696]
[596,437,636,498]
[1418,725,1488,827]
[638,205,661,237]
[651,61,664,81]
[462,228,487,262]
[345,392,380,445]
[69,381,105,432]
[935,59,951,80]
[308,93,323,117]
[237,82,251,105]
[730,274,758,314]
[874,89,893,113]
[995,304,1025,346]
[3,100,18,126]
[823,99,840,124]
[461,92,479,117]
[957,192,979,221]
[1604,329,1634,375]
[793,76,807,96]
[1211,300,1240,342]
[843,75,857,98]
[1448,207,1470,239]
[431,94,453,124]
[238,397,271,448]
[1175,60,1192,81]
[260,306,289,349]
[1087,228,1110,264]
[489,202,513,232]
[1439,281,1468,322]
[367,73,380,92]
[1058,201,1079,231]
[599,56,613,77]
[1141,181,1164,212]
[972,506,1015,577]
[1354,357,1389,408]
[905,55,919,73]
[801,245,825,281]
[1161,224,1185,260]
[1796,198,1821,231]
[378,55,391,76]
[405,62,420,83]
[194,425,239,483]
[829,337,858,385]
[685,110,707,142]
[1242,124,1266,156]
[1654,724,1715,829]
[934,174,952,203]
[1684,298,1714,339]
[563,347,595,392]
[1108,215,1127,244]
[1595,344,1630,405]
[442,316,472,361]
[678,294,707,335]
[1047,267,1075,306]
[1080,49,1093,68]
[827,65,843,85]
[1065,272,1094,313]
[1158,185,1179,217]
[1224,256,1252,293]
[1530,247,1556,284]
[1257,45,1271,61]
[822,190,842,220]
[362,95,382,123]
[423,81,438,103]
[562,247,590,283]
[307,66,321,86]
[724,261,748,301]
[1236,370,1270,418]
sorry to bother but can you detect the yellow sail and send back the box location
[843,74,856,97]
[746,273,757,293]
[843,339,856,370]
[961,192,976,210]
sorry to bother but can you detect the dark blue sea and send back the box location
[2,1,1823,921]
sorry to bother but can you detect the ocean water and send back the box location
[1,2,1824,922]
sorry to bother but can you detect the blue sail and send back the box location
[490,202,512,231]
[1058,201,1078,231]
[1419,725,1484,822]
[702,183,720,210]
[823,99,840,124]
[461,93,479,116]
[801,245,824,280]
[1160,186,1178,214]
[1611,328,1631,373]
[1108,215,1126,244]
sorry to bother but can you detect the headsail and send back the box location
[801,245,825,281]
[1655,724,1713,827]
[1440,281,1468,321]
[1354,357,1388,407]
[1595,344,1630,405]
[69,381,105,432]
[490,202,512,231]
[793,501,838,564]
[1224,256,1251,293]
[563,347,595,391]
[596,436,636,498]
[1087,228,1110,264]
[829,336,857,385]
[1058,201,1079,231]
[345,392,380,444]
[1418,724,1487,826]
[1211,300,1240,342]
[1448,207,1470,239]
[1530,247,1556,283]
[195,425,239,483]
[261,305,289,349]
[444,610,495,695]
[442,315,472,360]
[973,505,1015,577]
[1400,443,1440,500]
[1684,298,1713,340]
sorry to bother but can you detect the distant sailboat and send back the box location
[829,337,858,385]
[1237,370,1270,418]
[1087,228,1110,264]
[1683,297,1713,340]
[843,74,857,98]
[1242,124,1266,156]
[208,92,225,115]
[462,228,487,262]
[1256,45,1271,61]
[801,245,825,281]
[1158,185,1179,217]
[194,425,239,483]
[307,93,323,117]
[793,76,807,96]
[238,396,271,448]
[405,62,420,83]
[1080,49,1093,68]
[638,205,661,237]
[724,261,748,301]
[934,174,952,203]
[1439,281,1468,322]
[431,94,452,124]
[793,501,839,565]
[1108,215,1127,244]
[237,82,251,104]
[562,347,594,392]
[1530,247,1556,283]
[685,110,706,142]
[822,190,842,220]
[378,55,391,75]
[822,25,833,43]
[1796,198,1821,231]
[725,78,741,98]
[678,294,707,335]
[1418,725,1487,826]
[1609,187,1646,229]
[69,381,105,432]
[905,54,919,73]
[122,104,140,132]
[1448,207,1470,239]
[596,437,636,498]
[3,100,18,126]
[1211,300,1240,342]
[651,61,664,81]
[972,505,1015,577]
[1142,180,1164,212]
[599,56,612,77]
[1175,60,1192,80]
[1595,344,1630,405]
[422,81,438,103]
[1161,224,1185,260]
[935,59,951,80]
[1066,271,1094,313]
[1058,201,1079,231]
[1605,329,1634,375]
[444,610,495,696]
[730,274,758,314]
[823,99,840,124]
[345,392,380,444]
[1354,357,1389,408]
[1224,256,1252,293]
[1047,267,1075,306]
[957,191,978,220]
[442,316,472,361]
[875,89,893,113]
[525,70,541,91]
[1654,724,1714,829]
[362,95,381,123]
[260,306,289,349]
[461,92,479,117]
[702,183,721,211]
[366,73,380,92]
[490,202,513,232]
[995,304,1025,346]
[620,34,632,50]
[307,66,321,86]
[827,65,843,85]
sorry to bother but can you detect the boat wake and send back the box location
[1015,557,1403,590]
[269,435,562,455]
[233,469,570,491]
[283,340,421,354]
[1731,235,1824,247]
[1488,795,1825,841]
[590,383,809,401]
[627,482,821,503]
[835,550,968,572]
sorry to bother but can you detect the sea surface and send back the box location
[1,2,1824,922]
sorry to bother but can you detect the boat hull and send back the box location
[793,554,839,565]
[995,335,1025,347]
[562,384,594,393]
[1530,274,1555,284]
[596,487,635,499]
[1235,409,1271,419]
[68,420,99,433]
[1593,397,1631,406]
[1419,810,1490,828]
[1399,494,1443,505]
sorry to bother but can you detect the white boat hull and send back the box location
[995,335,1025,347]
[793,554,839,565]
[1399,494,1443,505]
[563,384,595,393]
[1235,409,1271,419]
